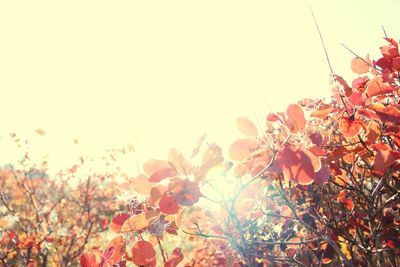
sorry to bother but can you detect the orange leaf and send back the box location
[131,174,154,195]
[120,211,159,233]
[311,105,337,119]
[339,117,364,139]
[103,235,125,265]
[365,121,381,144]
[236,117,258,136]
[365,78,393,98]
[373,103,400,124]
[372,143,400,170]
[132,240,156,267]
[351,57,369,74]
[286,103,306,132]
[229,138,259,161]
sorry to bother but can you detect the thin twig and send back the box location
[382,26,388,38]
[157,237,167,263]
[310,6,333,74]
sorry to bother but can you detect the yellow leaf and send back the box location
[338,236,352,260]
[120,211,159,233]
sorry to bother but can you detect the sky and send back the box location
[0,0,399,175]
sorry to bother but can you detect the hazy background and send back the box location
[0,0,399,174]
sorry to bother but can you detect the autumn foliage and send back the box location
[76,37,400,267]
[2,37,400,266]
[0,140,127,266]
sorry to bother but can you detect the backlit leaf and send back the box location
[236,116,258,137]
[229,138,259,161]
[131,174,153,195]
[339,117,364,139]
[372,143,400,170]
[365,78,393,98]
[351,57,369,74]
[120,211,159,233]
[286,103,306,132]
[278,145,314,185]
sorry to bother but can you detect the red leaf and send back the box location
[131,240,156,267]
[277,145,314,185]
[375,57,392,69]
[286,103,306,132]
[80,252,99,267]
[236,117,258,136]
[351,57,369,74]
[309,132,323,147]
[149,185,168,206]
[165,247,184,267]
[266,112,281,122]
[228,138,259,161]
[159,192,180,215]
[109,213,130,234]
[348,90,364,106]
[392,57,400,69]
[384,37,398,48]
[380,45,399,58]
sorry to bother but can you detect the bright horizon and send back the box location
[0,0,399,175]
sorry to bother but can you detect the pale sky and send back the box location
[0,0,399,174]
